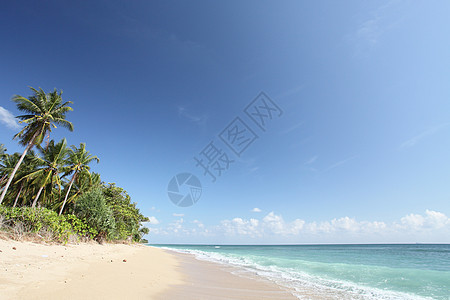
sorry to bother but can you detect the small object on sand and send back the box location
[64,280,67,283]
[0,250,2,252]
[123,259,127,262]
[110,259,113,262]
[12,247,16,250]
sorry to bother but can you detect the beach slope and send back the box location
[0,239,182,299]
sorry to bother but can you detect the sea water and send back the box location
[153,244,450,299]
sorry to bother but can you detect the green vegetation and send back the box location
[0,87,149,244]
[0,206,95,243]
[73,188,116,242]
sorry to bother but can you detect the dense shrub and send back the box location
[0,206,94,242]
[102,183,149,242]
[73,188,116,242]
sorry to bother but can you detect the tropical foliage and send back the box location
[0,206,95,243]
[0,87,148,243]
[73,188,116,242]
[0,87,73,204]
[102,183,149,241]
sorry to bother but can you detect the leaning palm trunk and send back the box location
[0,175,7,187]
[13,183,24,207]
[59,174,76,215]
[0,138,35,205]
[31,186,44,208]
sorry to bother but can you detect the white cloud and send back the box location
[424,210,449,229]
[251,208,262,213]
[143,210,450,244]
[0,106,21,130]
[219,210,449,240]
[173,213,185,217]
[400,213,425,229]
[399,209,449,230]
[146,216,160,225]
[192,219,205,228]
[221,217,261,237]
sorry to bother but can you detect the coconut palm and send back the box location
[59,143,99,215]
[12,151,40,207]
[0,144,6,157]
[0,153,20,202]
[0,145,8,186]
[24,139,69,208]
[0,87,73,205]
[58,172,101,213]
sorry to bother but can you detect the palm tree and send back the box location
[0,153,21,203]
[12,151,39,207]
[0,145,8,186]
[24,139,69,208]
[59,143,99,215]
[0,87,73,205]
[0,144,6,157]
[58,172,101,213]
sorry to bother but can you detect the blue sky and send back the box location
[1,0,449,244]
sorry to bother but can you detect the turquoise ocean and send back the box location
[153,244,450,299]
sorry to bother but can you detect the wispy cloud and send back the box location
[350,0,403,55]
[0,106,20,130]
[177,105,208,126]
[248,167,259,174]
[304,155,318,165]
[251,208,262,213]
[356,17,381,49]
[400,123,450,149]
[325,156,358,172]
[173,213,185,217]
[280,121,304,134]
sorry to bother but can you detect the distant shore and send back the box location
[0,239,296,299]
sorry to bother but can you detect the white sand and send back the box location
[0,239,182,299]
[0,239,298,299]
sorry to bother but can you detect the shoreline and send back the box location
[0,239,298,299]
[159,249,297,299]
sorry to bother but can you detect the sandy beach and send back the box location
[162,251,297,299]
[0,239,296,299]
[0,239,183,299]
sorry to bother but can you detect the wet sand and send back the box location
[159,251,297,299]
